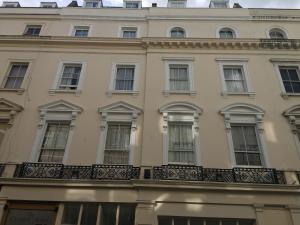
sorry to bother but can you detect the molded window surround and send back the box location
[71,25,91,37]
[163,58,196,96]
[220,103,268,168]
[169,27,186,38]
[97,101,142,165]
[29,100,83,164]
[216,58,255,97]
[0,59,35,94]
[283,105,300,158]
[268,27,288,39]
[159,102,202,165]
[270,59,300,98]
[107,63,139,96]
[216,26,238,38]
[50,61,86,95]
[0,98,23,149]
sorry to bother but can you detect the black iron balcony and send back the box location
[153,165,286,185]
[259,38,300,49]
[14,163,140,180]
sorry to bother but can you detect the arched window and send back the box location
[269,28,287,39]
[170,27,186,38]
[219,28,236,39]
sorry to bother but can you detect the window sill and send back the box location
[0,88,25,94]
[49,89,81,96]
[281,92,300,99]
[221,91,256,98]
[163,90,197,96]
[106,90,139,96]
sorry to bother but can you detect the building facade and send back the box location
[0,0,299,224]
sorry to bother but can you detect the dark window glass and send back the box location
[118,204,135,225]
[5,209,55,225]
[158,217,172,225]
[24,26,42,36]
[280,67,300,93]
[62,203,80,225]
[174,217,187,225]
[81,204,98,225]
[101,204,117,225]
[206,218,220,225]
[4,63,28,89]
[190,218,204,225]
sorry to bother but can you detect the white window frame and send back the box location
[107,62,139,95]
[283,105,300,159]
[266,27,288,39]
[50,61,86,95]
[40,2,58,8]
[159,102,202,165]
[71,25,91,37]
[270,59,300,98]
[209,0,229,8]
[120,26,138,38]
[30,100,83,164]
[168,0,187,8]
[216,26,239,38]
[84,0,102,8]
[220,103,268,168]
[124,1,142,8]
[163,58,195,95]
[0,59,35,93]
[216,58,255,97]
[97,101,142,165]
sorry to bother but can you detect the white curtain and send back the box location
[224,67,246,92]
[169,65,189,91]
[168,123,194,163]
[231,125,261,166]
[104,124,131,164]
[5,64,28,89]
[39,122,70,163]
[115,67,135,91]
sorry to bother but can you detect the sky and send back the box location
[1,0,300,9]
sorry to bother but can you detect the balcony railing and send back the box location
[7,163,300,185]
[153,165,286,184]
[14,163,140,180]
[259,39,300,48]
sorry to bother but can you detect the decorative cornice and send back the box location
[0,36,300,50]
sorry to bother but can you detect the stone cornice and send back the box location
[0,36,300,50]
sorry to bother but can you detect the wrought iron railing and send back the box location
[153,165,287,184]
[259,39,300,48]
[14,163,140,180]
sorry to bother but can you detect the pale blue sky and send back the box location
[1,0,300,8]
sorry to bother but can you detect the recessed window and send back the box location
[73,26,89,37]
[158,216,256,225]
[23,25,42,36]
[169,64,189,91]
[115,65,135,91]
[231,125,262,166]
[214,2,227,8]
[58,63,82,90]
[125,1,140,8]
[269,28,287,39]
[279,66,300,94]
[122,27,137,38]
[85,1,100,8]
[223,66,247,92]
[3,63,28,89]
[219,28,235,39]
[168,122,194,164]
[168,0,186,8]
[170,27,186,38]
[104,123,131,164]
[39,121,71,163]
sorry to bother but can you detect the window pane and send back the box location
[24,26,41,36]
[222,218,237,225]
[101,204,117,225]
[224,67,246,92]
[59,64,82,89]
[292,82,300,93]
[288,69,300,81]
[206,218,220,225]
[4,63,28,89]
[118,204,135,225]
[240,219,255,225]
[75,29,89,37]
[190,218,204,225]
[169,65,189,91]
[235,152,248,166]
[280,68,289,80]
[283,81,293,93]
[158,217,172,225]
[168,123,194,163]
[39,122,70,163]
[5,209,56,225]
[81,204,98,225]
[62,203,80,225]
[115,66,135,90]
[174,217,187,225]
[170,28,185,38]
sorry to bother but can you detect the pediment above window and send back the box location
[39,100,83,114]
[0,98,23,112]
[220,103,265,116]
[98,101,142,115]
[283,105,300,117]
[159,102,202,114]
